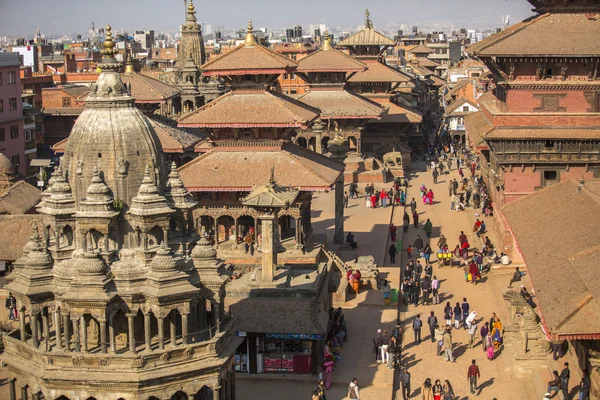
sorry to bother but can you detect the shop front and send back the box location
[234,332,322,375]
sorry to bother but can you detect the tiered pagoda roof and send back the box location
[178,90,319,128]
[347,61,412,84]
[121,69,180,104]
[178,142,344,192]
[338,10,396,47]
[296,41,367,73]
[201,21,297,76]
[468,12,600,57]
[296,89,382,119]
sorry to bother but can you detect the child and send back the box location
[406,245,413,260]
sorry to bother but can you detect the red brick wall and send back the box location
[41,88,86,108]
[503,166,595,204]
[506,89,593,113]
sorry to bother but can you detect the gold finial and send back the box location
[244,20,257,46]
[323,31,332,50]
[103,25,115,53]
[365,9,373,29]
[125,52,134,74]
[99,24,120,71]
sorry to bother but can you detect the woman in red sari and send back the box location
[370,194,377,208]
[427,189,434,205]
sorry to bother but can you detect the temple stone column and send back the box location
[213,385,221,400]
[31,312,40,348]
[42,311,50,351]
[170,312,177,347]
[328,135,349,245]
[8,379,15,400]
[54,309,62,350]
[357,137,362,155]
[63,314,71,351]
[19,308,26,342]
[109,315,116,353]
[71,316,80,352]
[315,133,323,154]
[20,385,27,400]
[80,316,88,353]
[144,313,152,352]
[158,316,165,350]
[99,319,108,354]
[260,213,276,282]
[127,313,137,354]
[333,176,344,245]
[182,313,189,345]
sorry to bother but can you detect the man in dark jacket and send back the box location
[413,235,424,256]
[560,362,570,399]
[412,315,422,345]
[5,292,16,320]
[399,368,411,400]
[421,276,431,306]
[427,311,438,343]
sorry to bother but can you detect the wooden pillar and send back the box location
[213,217,218,245]
[20,385,27,400]
[63,313,71,351]
[109,315,116,353]
[213,385,221,400]
[54,309,62,350]
[357,137,362,155]
[99,319,108,354]
[19,308,26,342]
[158,316,165,350]
[144,312,152,352]
[127,313,137,354]
[170,312,177,347]
[80,316,88,353]
[182,313,189,345]
[31,312,40,348]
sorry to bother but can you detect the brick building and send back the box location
[0,53,26,176]
[41,85,89,145]
[464,0,600,260]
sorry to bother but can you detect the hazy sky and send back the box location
[0,0,535,37]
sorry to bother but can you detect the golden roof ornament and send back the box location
[124,52,134,74]
[365,9,374,29]
[99,25,120,71]
[323,31,332,51]
[244,20,257,47]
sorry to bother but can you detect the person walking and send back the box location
[399,368,411,400]
[560,362,570,400]
[480,322,490,352]
[434,324,444,356]
[373,329,382,362]
[578,369,591,400]
[5,292,17,320]
[432,379,443,400]
[389,244,399,264]
[423,243,433,264]
[453,302,462,329]
[444,302,453,326]
[443,327,454,362]
[414,235,424,256]
[422,378,434,400]
[461,298,470,328]
[390,223,397,243]
[442,380,455,400]
[421,276,431,306]
[431,275,440,304]
[468,359,480,395]
[403,212,410,232]
[413,315,423,345]
[448,180,453,197]
[423,219,433,238]
[344,191,349,208]
[410,198,417,214]
[380,330,390,364]
[348,378,360,399]
[412,280,421,307]
[412,210,419,228]
[432,168,439,184]
[468,318,479,349]
[427,311,438,343]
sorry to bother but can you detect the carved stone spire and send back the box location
[128,165,173,217]
[165,161,197,209]
[75,167,119,219]
[38,164,76,216]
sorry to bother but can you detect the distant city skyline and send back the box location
[0,0,535,38]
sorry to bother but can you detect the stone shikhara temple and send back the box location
[2,26,240,400]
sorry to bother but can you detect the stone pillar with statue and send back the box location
[327,134,349,245]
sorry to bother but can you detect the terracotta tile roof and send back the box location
[272,43,317,54]
[429,74,446,87]
[347,61,412,83]
[412,57,439,69]
[0,180,42,215]
[297,48,367,73]
[177,90,319,128]
[468,12,600,57]
[148,118,204,153]
[296,89,383,119]
[486,127,600,140]
[42,107,84,116]
[367,97,422,124]
[503,179,600,338]
[120,72,180,103]
[61,85,91,99]
[463,111,492,149]
[230,298,329,334]
[0,215,43,261]
[178,142,344,191]
[445,97,479,115]
[407,44,434,55]
[406,62,432,77]
[338,28,396,47]
[201,42,298,76]
[51,138,68,153]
